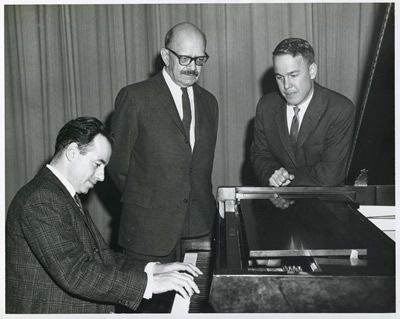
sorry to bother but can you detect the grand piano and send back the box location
[208,187,395,312]
[171,186,395,313]
[171,3,395,314]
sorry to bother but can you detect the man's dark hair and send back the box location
[53,116,113,158]
[164,22,207,48]
[273,38,315,65]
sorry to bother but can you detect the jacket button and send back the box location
[93,248,99,253]
[183,199,188,203]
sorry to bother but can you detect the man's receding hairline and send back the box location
[166,22,206,49]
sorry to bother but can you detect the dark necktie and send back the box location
[181,87,191,143]
[74,194,87,220]
[290,106,300,150]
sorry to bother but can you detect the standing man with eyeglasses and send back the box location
[107,22,218,312]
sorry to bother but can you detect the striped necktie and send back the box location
[290,106,300,150]
[181,87,191,143]
[74,194,87,220]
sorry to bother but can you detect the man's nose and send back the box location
[283,77,291,89]
[187,60,196,70]
[96,167,105,182]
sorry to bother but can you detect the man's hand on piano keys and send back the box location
[152,262,203,298]
[153,262,203,277]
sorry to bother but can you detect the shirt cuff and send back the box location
[143,262,159,299]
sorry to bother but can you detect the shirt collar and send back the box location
[162,67,193,95]
[46,164,76,197]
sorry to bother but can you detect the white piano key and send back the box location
[170,252,198,314]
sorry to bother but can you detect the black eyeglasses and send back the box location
[166,48,209,66]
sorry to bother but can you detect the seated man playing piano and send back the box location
[6,117,202,314]
[251,38,356,187]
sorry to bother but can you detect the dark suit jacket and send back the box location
[107,72,218,256]
[6,167,147,313]
[251,82,355,187]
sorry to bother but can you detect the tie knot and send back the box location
[293,106,300,116]
[181,87,188,94]
[74,194,82,207]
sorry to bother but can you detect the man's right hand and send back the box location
[269,167,294,187]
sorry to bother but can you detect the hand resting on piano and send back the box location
[152,262,203,299]
[269,167,295,187]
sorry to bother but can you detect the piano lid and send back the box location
[240,197,391,258]
[346,3,394,186]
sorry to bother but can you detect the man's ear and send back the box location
[65,143,79,162]
[309,63,317,80]
[160,48,170,66]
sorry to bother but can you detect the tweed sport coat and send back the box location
[251,82,356,187]
[107,72,219,256]
[6,167,147,313]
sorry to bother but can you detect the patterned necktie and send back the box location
[181,87,191,143]
[290,106,300,150]
[74,194,87,220]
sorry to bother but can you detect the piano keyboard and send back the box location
[170,251,213,314]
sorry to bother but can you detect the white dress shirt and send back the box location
[286,88,314,133]
[162,67,196,150]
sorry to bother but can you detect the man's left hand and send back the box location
[153,262,203,278]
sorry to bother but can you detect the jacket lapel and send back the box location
[192,85,203,155]
[153,73,188,139]
[41,167,95,227]
[275,102,297,165]
[41,167,107,252]
[297,83,327,150]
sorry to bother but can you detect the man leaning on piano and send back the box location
[251,38,356,189]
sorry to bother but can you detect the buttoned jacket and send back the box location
[251,82,355,186]
[107,72,219,256]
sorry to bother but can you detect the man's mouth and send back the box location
[181,70,199,77]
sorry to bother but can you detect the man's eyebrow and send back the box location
[275,70,299,76]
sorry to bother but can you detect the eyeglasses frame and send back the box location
[166,48,209,66]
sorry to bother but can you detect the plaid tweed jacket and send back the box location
[6,166,147,313]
